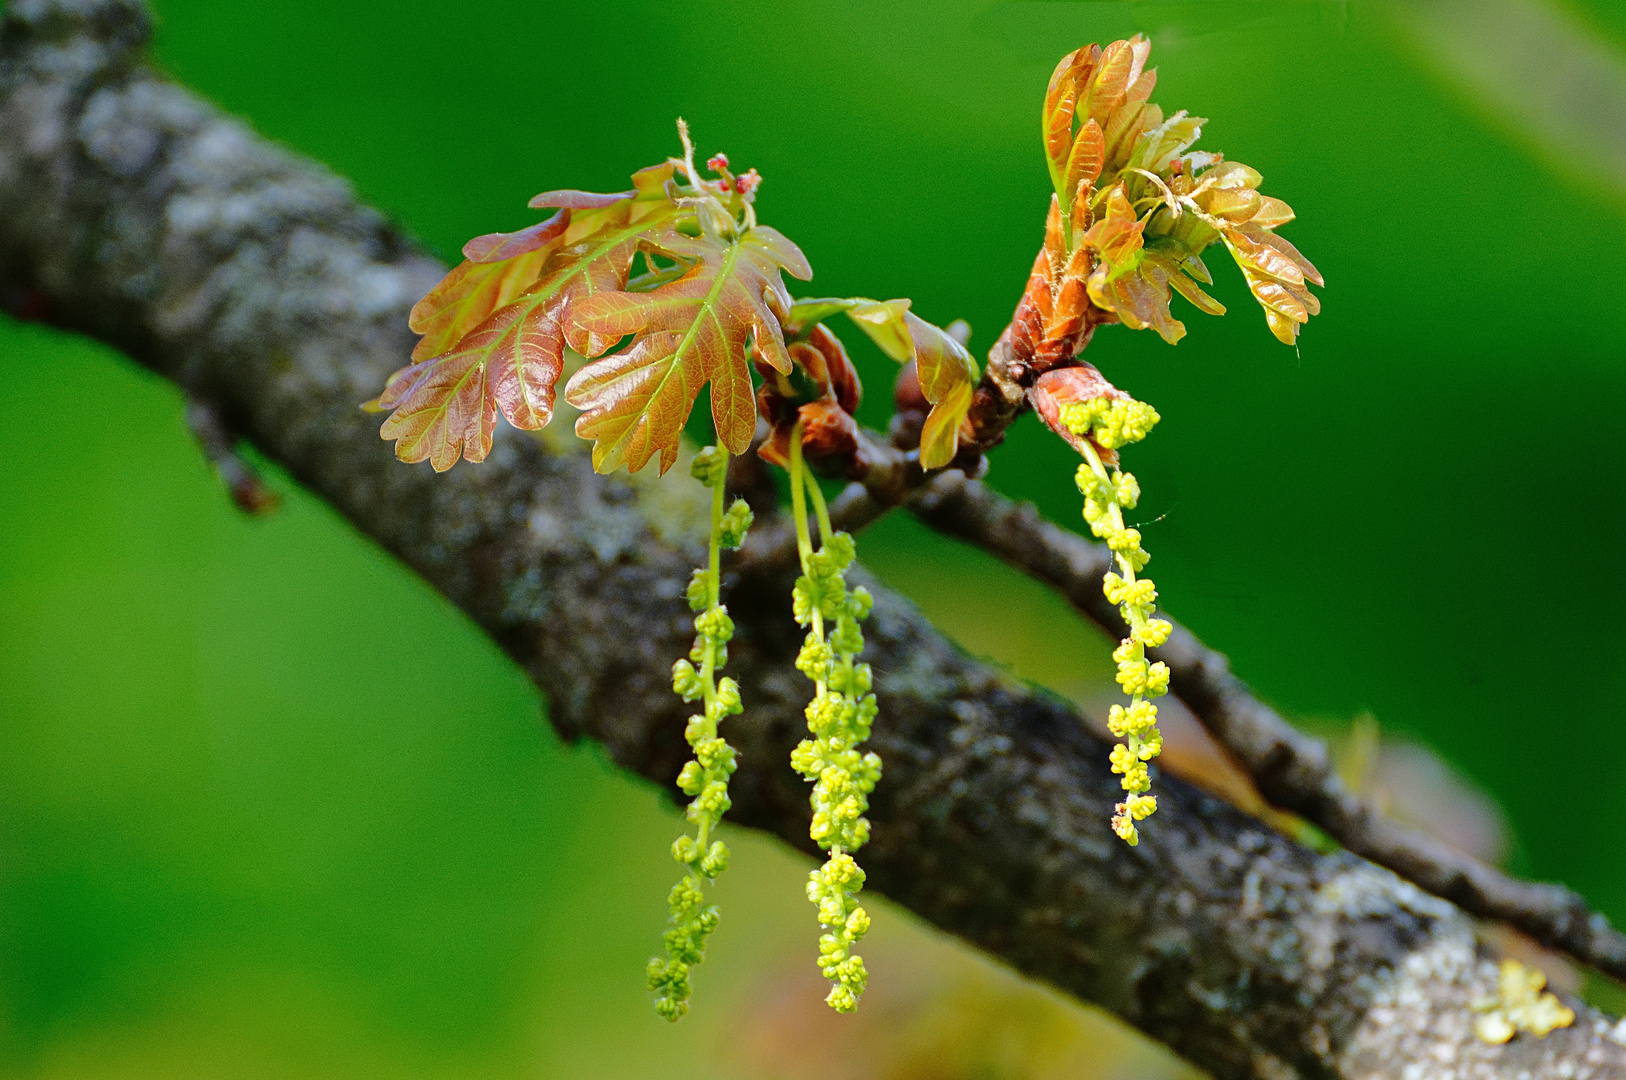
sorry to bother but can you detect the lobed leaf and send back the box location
[528,189,636,210]
[565,225,812,475]
[376,192,683,470]
[406,211,572,363]
[405,246,554,363]
[462,211,570,264]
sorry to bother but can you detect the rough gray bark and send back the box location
[2,2,1623,1077]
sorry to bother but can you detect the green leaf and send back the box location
[792,296,979,469]
[565,225,812,475]
[917,380,972,470]
[845,300,914,362]
[787,297,913,361]
[904,312,977,407]
[787,297,863,333]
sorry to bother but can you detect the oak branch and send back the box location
[1,2,1623,1077]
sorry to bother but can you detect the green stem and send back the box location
[708,459,725,604]
[805,465,833,544]
[788,425,826,690]
[692,451,728,864]
[789,423,814,566]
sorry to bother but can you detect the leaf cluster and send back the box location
[1022,35,1323,354]
[371,125,969,474]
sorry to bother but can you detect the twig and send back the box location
[733,323,1626,983]
[184,398,282,515]
[737,387,1626,984]
[904,469,1626,984]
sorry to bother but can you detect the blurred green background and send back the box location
[3,1,1625,1076]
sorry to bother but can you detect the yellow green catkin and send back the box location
[1061,397,1170,846]
[787,427,881,1012]
[648,445,754,1020]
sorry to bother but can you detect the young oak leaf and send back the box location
[405,212,568,362]
[1044,36,1152,211]
[374,195,685,471]
[1150,160,1324,344]
[907,313,979,468]
[535,161,679,241]
[565,225,812,475]
[397,179,671,370]
[1081,184,1194,345]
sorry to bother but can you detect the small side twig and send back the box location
[903,468,1626,984]
[184,399,281,516]
[730,398,1626,983]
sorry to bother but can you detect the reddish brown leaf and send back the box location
[1079,37,1135,131]
[1044,47,1088,183]
[565,225,812,474]
[1082,185,1146,268]
[376,347,496,472]
[1023,36,1323,352]
[528,189,635,210]
[800,323,863,415]
[757,399,861,473]
[1103,67,1157,171]
[1242,224,1323,286]
[462,211,570,263]
[1064,118,1106,209]
[378,196,678,470]
[408,245,554,362]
